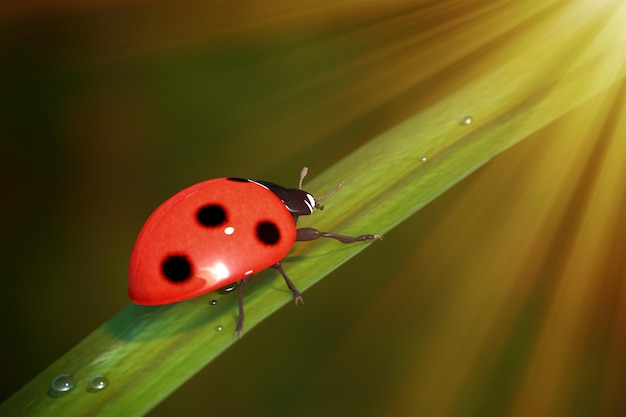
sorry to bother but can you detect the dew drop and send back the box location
[216,325,224,332]
[419,155,428,162]
[87,375,109,392]
[50,374,76,395]
[460,115,473,125]
[209,299,217,306]
[217,282,238,295]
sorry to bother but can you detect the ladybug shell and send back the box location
[129,178,297,305]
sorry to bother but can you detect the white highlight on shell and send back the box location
[250,180,268,190]
[224,226,235,235]
[201,262,230,280]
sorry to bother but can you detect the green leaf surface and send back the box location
[3,4,626,415]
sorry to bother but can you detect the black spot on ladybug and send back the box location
[197,204,227,227]
[162,254,193,283]
[227,177,250,183]
[256,221,280,245]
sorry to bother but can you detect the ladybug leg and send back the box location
[236,276,253,336]
[272,262,304,305]
[296,227,382,243]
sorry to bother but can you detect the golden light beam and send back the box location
[278,1,626,416]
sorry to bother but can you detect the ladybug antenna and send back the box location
[298,166,308,190]
[314,180,344,210]
[298,167,344,210]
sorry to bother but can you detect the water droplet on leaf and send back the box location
[87,375,109,392]
[50,374,76,396]
[460,116,473,125]
[217,282,237,295]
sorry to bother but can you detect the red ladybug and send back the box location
[129,167,380,334]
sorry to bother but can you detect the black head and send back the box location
[256,167,343,223]
[255,182,315,221]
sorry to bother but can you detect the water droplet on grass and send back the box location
[216,325,224,332]
[50,374,76,396]
[460,115,473,125]
[209,299,217,305]
[217,282,237,295]
[87,375,109,392]
[419,155,428,162]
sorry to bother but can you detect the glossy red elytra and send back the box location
[128,167,381,334]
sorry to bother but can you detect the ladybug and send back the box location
[129,167,380,334]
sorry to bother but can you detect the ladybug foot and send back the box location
[294,293,304,305]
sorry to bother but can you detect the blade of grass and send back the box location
[3,3,626,415]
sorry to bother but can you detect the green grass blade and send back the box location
[2,7,626,416]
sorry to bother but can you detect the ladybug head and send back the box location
[296,166,344,212]
[258,167,344,223]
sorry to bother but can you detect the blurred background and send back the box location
[1,1,625,416]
